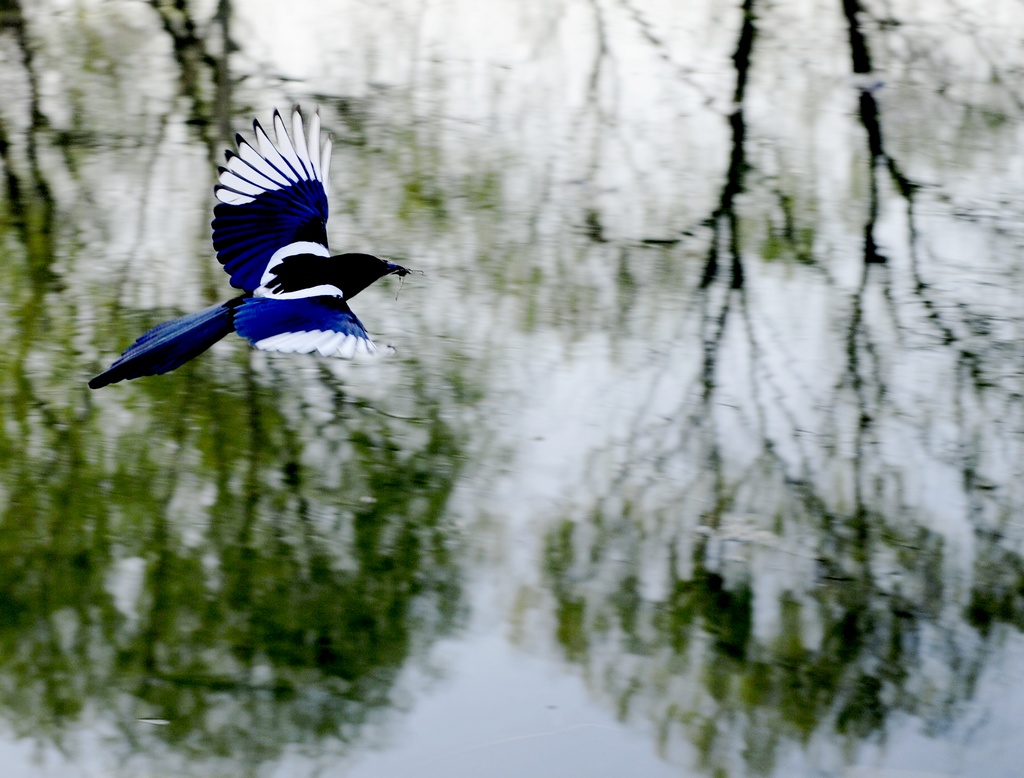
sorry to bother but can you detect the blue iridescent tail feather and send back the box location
[88,297,244,389]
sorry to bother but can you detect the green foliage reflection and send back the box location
[541,497,963,775]
[0,358,464,763]
[0,158,464,761]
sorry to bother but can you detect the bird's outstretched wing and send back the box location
[234,296,379,358]
[211,107,333,292]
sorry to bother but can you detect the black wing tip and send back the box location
[241,108,310,149]
[214,183,251,199]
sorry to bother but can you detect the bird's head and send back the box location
[334,253,412,299]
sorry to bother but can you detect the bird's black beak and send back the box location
[385,262,411,277]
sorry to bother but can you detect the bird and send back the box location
[89,107,409,389]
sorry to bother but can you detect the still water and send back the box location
[2,0,1024,775]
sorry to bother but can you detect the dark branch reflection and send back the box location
[0,369,464,763]
[1,0,1024,775]
[527,1,1024,775]
[0,0,465,768]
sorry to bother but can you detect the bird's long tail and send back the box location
[89,296,245,389]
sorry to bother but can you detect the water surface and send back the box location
[1,1,1023,775]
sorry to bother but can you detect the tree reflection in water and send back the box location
[529,1,1024,774]
[2,0,1024,775]
[0,361,463,764]
[0,3,464,769]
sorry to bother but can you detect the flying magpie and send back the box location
[89,108,409,389]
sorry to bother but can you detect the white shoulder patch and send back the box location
[255,241,343,299]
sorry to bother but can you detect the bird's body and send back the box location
[89,108,408,389]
